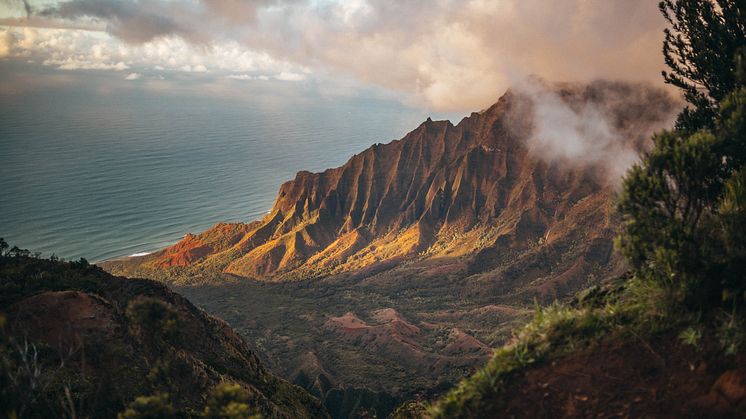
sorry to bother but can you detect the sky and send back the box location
[0,0,669,113]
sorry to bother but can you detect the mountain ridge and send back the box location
[105,80,678,291]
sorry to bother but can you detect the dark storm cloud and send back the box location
[38,0,206,44]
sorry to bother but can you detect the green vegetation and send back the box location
[660,0,745,132]
[620,0,746,309]
[617,88,746,307]
[126,297,182,345]
[430,283,633,417]
[118,394,175,419]
[116,382,264,419]
[0,238,101,308]
[202,382,261,419]
[430,1,746,416]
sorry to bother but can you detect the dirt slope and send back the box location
[468,332,745,418]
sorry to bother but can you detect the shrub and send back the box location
[202,382,260,419]
[618,88,746,308]
[118,393,175,419]
[126,297,180,344]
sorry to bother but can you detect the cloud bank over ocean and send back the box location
[0,0,668,112]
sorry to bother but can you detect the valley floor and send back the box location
[176,269,533,417]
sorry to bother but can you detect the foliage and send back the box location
[618,0,746,311]
[126,297,181,344]
[429,295,632,418]
[659,0,746,132]
[202,382,261,419]
[678,326,702,348]
[641,0,746,295]
[618,87,746,308]
[617,129,724,299]
[0,242,103,309]
[389,400,428,419]
[118,393,175,419]
[717,308,746,355]
[715,167,746,301]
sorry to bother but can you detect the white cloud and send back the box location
[43,56,130,71]
[226,73,273,81]
[227,74,255,80]
[0,29,16,57]
[0,25,307,81]
[509,79,679,183]
[124,72,141,80]
[275,71,305,82]
[18,27,36,50]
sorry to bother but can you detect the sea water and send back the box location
[0,69,459,262]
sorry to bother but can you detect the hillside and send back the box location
[425,280,746,419]
[0,254,328,418]
[441,330,746,418]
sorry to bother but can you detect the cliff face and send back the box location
[106,81,677,294]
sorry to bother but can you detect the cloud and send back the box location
[227,71,304,81]
[202,0,298,23]
[227,74,253,80]
[17,27,36,49]
[37,0,206,44]
[226,73,270,80]
[0,29,15,57]
[251,0,668,111]
[275,71,305,81]
[0,26,303,77]
[124,72,140,80]
[3,0,670,111]
[508,78,680,184]
[0,0,32,17]
[43,57,130,71]
[179,64,208,72]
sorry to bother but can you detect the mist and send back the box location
[510,78,681,185]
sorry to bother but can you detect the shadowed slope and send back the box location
[0,256,328,418]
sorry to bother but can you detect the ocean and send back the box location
[0,70,460,262]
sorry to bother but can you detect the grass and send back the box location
[428,300,618,418]
[717,309,746,355]
[427,273,744,418]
